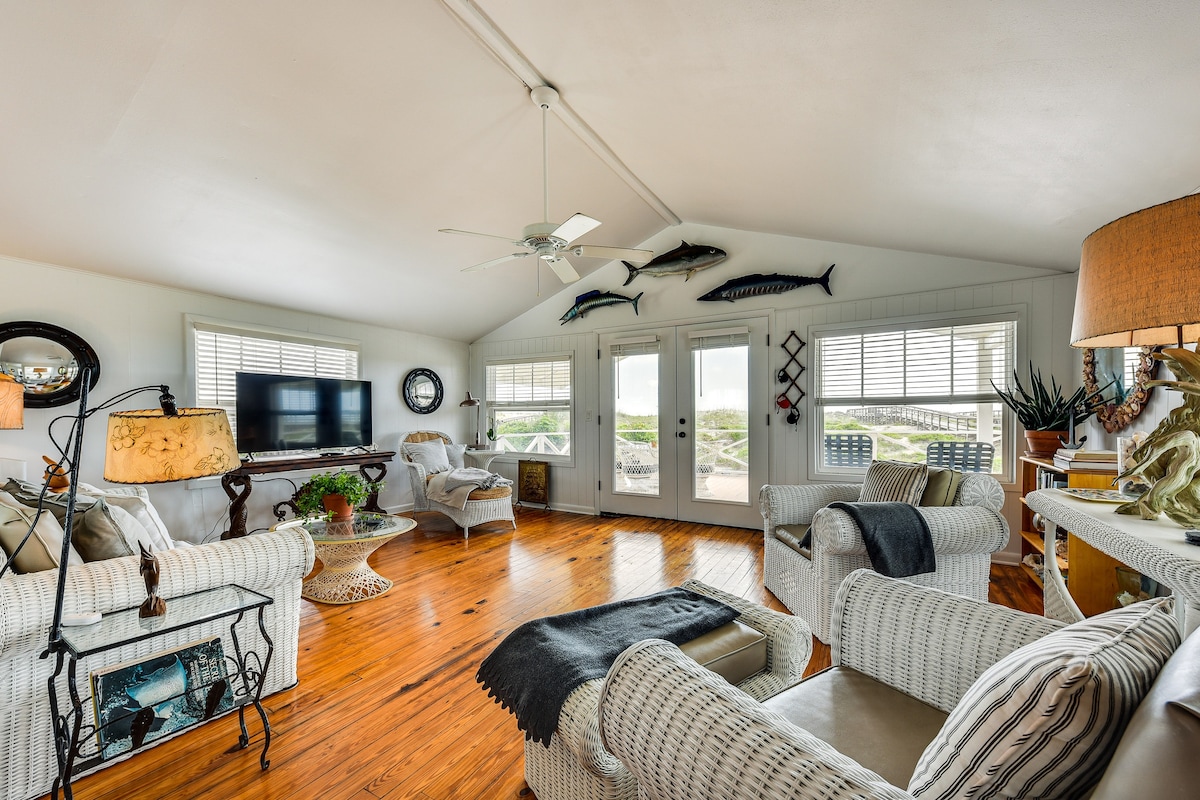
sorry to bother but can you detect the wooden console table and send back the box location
[1027,488,1200,634]
[221,451,394,539]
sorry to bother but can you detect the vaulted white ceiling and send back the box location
[1,1,1197,342]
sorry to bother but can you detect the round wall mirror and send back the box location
[1082,346,1160,433]
[402,368,444,414]
[0,321,101,408]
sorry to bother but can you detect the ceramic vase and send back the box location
[1024,430,1066,459]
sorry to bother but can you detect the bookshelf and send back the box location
[1018,456,1126,615]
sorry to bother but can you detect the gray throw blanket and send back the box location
[476,588,738,747]
[426,467,513,509]
[827,501,936,578]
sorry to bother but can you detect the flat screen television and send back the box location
[234,372,373,455]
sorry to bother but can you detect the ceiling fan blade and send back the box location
[461,252,532,272]
[551,213,601,244]
[546,257,581,284]
[439,228,524,246]
[567,245,655,264]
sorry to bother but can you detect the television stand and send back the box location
[220,451,395,539]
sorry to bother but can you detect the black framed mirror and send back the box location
[1082,345,1160,433]
[0,321,101,408]
[402,368,444,414]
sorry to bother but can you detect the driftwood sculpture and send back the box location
[138,542,167,618]
[1116,348,1200,527]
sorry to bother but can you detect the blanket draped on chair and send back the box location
[826,501,936,578]
[476,587,738,746]
[426,467,512,509]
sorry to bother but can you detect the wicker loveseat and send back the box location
[599,570,1199,800]
[759,470,1008,641]
[0,527,315,800]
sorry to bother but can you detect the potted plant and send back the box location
[295,470,384,523]
[992,363,1110,457]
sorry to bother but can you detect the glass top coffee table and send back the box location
[275,513,416,604]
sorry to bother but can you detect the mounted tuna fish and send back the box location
[560,290,644,325]
[622,241,727,285]
[697,264,836,302]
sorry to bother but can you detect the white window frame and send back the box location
[186,315,361,450]
[485,354,574,466]
[809,309,1021,484]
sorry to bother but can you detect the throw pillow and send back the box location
[75,483,175,550]
[909,597,1181,800]
[2,477,98,522]
[445,443,467,470]
[0,489,83,573]
[859,460,929,504]
[919,467,964,507]
[72,499,137,562]
[404,439,451,474]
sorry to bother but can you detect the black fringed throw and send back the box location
[476,587,738,747]
[827,501,936,578]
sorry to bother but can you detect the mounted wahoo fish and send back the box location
[698,264,836,302]
[622,241,727,285]
[560,289,644,325]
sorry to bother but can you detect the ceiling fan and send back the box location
[439,85,653,285]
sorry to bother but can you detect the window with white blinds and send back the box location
[816,319,1015,406]
[485,357,573,460]
[192,320,360,437]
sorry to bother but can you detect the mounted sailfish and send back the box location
[560,290,644,325]
[622,241,727,285]
[698,265,836,302]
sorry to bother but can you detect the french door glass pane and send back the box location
[693,345,749,504]
[614,353,660,496]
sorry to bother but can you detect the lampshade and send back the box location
[104,407,237,483]
[459,392,481,408]
[1072,194,1200,348]
[0,374,22,429]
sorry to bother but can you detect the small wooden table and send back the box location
[276,513,415,604]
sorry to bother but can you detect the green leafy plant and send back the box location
[295,471,383,518]
[992,362,1110,431]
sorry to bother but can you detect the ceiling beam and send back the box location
[439,0,681,226]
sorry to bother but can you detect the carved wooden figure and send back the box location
[138,542,167,618]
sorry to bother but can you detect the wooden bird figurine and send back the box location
[42,455,70,494]
[138,543,167,618]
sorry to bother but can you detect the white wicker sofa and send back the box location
[599,570,1197,800]
[0,527,315,800]
[760,470,1008,641]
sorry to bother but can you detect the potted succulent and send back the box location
[992,363,1110,458]
[295,470,384,523]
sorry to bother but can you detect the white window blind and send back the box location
[193,320,359,435]
[816,319,1015,406]
[486,358,572,408]
[689,327,751,351]
[609,336,660,358]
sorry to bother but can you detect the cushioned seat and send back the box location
[400,430,515,539]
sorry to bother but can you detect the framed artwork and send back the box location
[518,460,550,509]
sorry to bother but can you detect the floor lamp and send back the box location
[1072,193,1200,527]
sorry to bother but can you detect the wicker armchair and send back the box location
[400,431,515,539]
[523,580,812,800]
[598,570,1065,800]
[760,472,1009,641]
[0,527,315,800]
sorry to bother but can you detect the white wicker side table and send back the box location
[275,514,415,604]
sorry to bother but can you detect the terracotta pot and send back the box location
[321,493,356,523]
[1024,430,1066,459]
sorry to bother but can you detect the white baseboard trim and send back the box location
[991,551,1020,566]
[517,502,595,516]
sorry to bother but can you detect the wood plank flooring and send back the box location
[55,509,1041,800]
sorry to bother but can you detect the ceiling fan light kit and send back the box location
[440,85,653,286]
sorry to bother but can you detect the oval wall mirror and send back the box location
[1082,345,1160,433]
[0,321,101,408]
[402,368,444,414]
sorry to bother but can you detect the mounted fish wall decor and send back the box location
[560,290,644,325]
[623,241,727,285]
[697,264,836,303]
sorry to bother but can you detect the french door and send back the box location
[599,318,768,528]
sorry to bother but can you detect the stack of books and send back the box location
[1053,448,1118,471]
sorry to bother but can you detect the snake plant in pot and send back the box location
[295,470,384,522]
[992,363,1110,457]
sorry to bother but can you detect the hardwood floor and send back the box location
[57,509,1041,800]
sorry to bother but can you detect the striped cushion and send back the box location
[909,597,1180,800]
[859,460,928,504]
